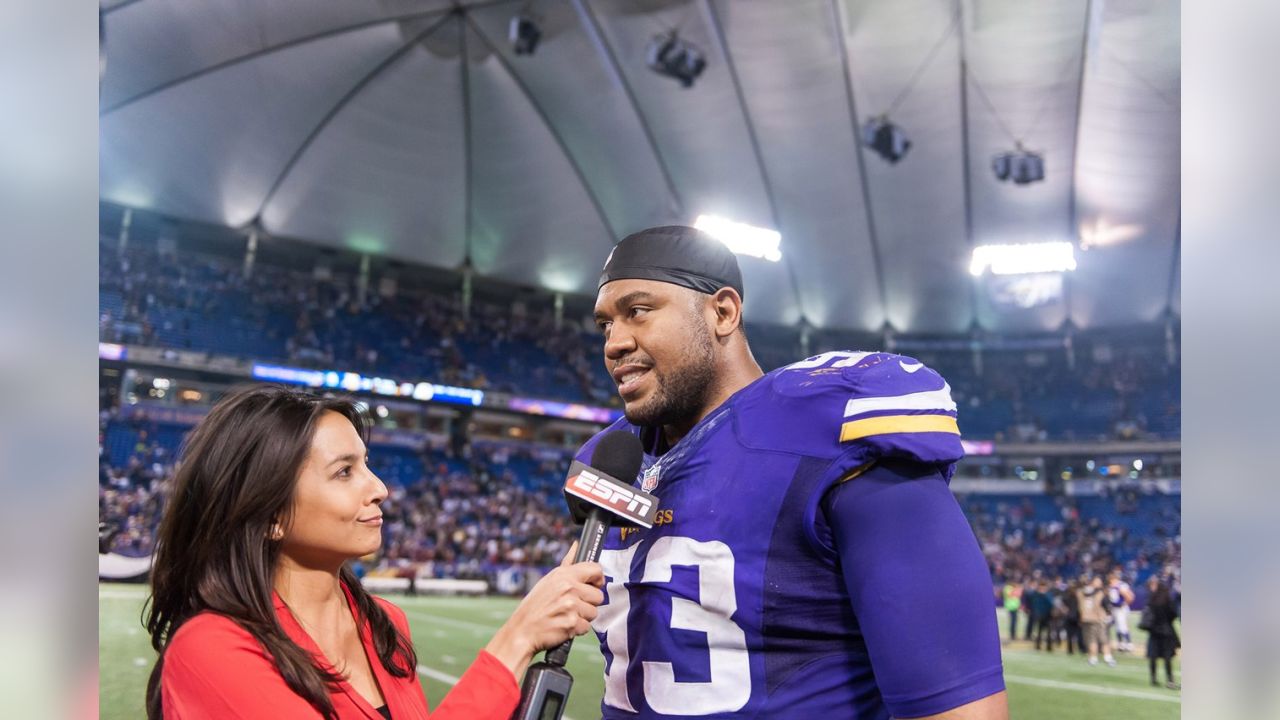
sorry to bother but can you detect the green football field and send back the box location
[100,583,1179,719]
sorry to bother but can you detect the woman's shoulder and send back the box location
[369,594,410,630]
[167,611,270,663]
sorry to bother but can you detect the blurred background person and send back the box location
[1031,579,1056,652]
[1002,576,1023,643]
[1142,576,1181,689]
[1021,575,1038,642]
[1077,576,1116,667]
[145,386,605,719]
[1108,569,1136,653]
[1062,578,1084,656]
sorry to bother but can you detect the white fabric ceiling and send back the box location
[99,0,1180,334]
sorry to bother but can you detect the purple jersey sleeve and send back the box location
[823,458,1004,718]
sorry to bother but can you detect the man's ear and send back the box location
[710,287,743,339]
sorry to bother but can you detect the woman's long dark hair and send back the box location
[144,385,417,719]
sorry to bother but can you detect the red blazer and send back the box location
[161,585,519,719]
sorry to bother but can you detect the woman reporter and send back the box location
[145,385,604,719]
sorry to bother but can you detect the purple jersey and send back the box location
[575,351,1004,718]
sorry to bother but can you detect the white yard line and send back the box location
[416,664,462,685]
[1004,650,1153,676]
[402,609,498,634]
[1004,673,1180,703]
[417,665,578,720]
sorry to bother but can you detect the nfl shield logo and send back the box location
[641,464,661,493]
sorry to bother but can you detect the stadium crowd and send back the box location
[966,492,1181,586]
[99,237,1179,442]
[100,407,1181,605]
[98,239,616,405]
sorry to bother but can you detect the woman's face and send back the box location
[279,411,387,564]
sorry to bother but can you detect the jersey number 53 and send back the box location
[593,537,750,715]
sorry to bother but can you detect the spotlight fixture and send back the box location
[969,242,1077,276]
[509,13,541,55]
[860,117,911,164]
[646,31,706,88]
[991,144,1045,185]
[693,214,782,262]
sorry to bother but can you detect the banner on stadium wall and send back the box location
[108,343,622,426]
[505,397,623,424]
[251,363,484,407]
[1065,478,1181,496]
[99,552,152,581]
[949,478,1044,495]
[960,439,995,456]
[118,402,209,426]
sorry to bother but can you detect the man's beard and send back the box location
[623,321,717,429]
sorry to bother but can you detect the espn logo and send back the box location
[563,461,658,528]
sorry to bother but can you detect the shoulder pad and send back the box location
[734,351,963,467]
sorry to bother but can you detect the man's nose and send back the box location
[604,326,635,359]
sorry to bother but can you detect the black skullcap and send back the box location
[598,225,744,299]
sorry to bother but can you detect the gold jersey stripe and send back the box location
[839,414,960,443]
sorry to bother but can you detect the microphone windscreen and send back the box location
[589,430,644,485]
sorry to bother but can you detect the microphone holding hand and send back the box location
[512,430,655,720]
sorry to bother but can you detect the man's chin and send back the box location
[622,399,659,427]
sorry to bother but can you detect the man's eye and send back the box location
[629,307,649,318]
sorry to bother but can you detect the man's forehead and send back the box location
[594,278,680,311]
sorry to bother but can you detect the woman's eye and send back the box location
[335,466,352,478]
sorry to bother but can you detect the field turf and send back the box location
[100,583,1178,719]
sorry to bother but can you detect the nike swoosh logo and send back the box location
[899,361,924,373]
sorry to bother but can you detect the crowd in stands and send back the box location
[964,490,1181,592]
[98,238,617,406]
[99,237,1179,442]
[934,347,1181,442]
[374,442,577,583]
[99,405,1181,600]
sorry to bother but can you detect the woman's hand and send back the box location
[483,542,606,678]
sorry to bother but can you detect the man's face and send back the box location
[594,279,717,429]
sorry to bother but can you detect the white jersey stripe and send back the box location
[843,383,957,419]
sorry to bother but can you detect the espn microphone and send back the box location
[511,430,652,720]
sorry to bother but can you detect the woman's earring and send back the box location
[270,524,284,541]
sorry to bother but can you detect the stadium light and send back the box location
[861,117,911,164]
[693,214,782,262]
[646,31,706,88]
[509,13,541,55]
[969,242,1077,276]
[991,144,1045,185]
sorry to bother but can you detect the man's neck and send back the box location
[662,360,764,447]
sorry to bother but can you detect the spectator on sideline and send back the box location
[1062,578,1084,655]
[1143,576,1181,689]
[1031,580,1055,651]
[144,386,605,719]
[1002,577,1023,642]
[1077,576,1117,667]
[1021,576,1037,641]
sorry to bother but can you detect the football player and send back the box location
[1107,569,1136,652]
[578,226,1007,718]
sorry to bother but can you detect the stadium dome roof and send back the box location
[99,0,1179,334]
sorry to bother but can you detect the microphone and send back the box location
[511,430,651,720]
